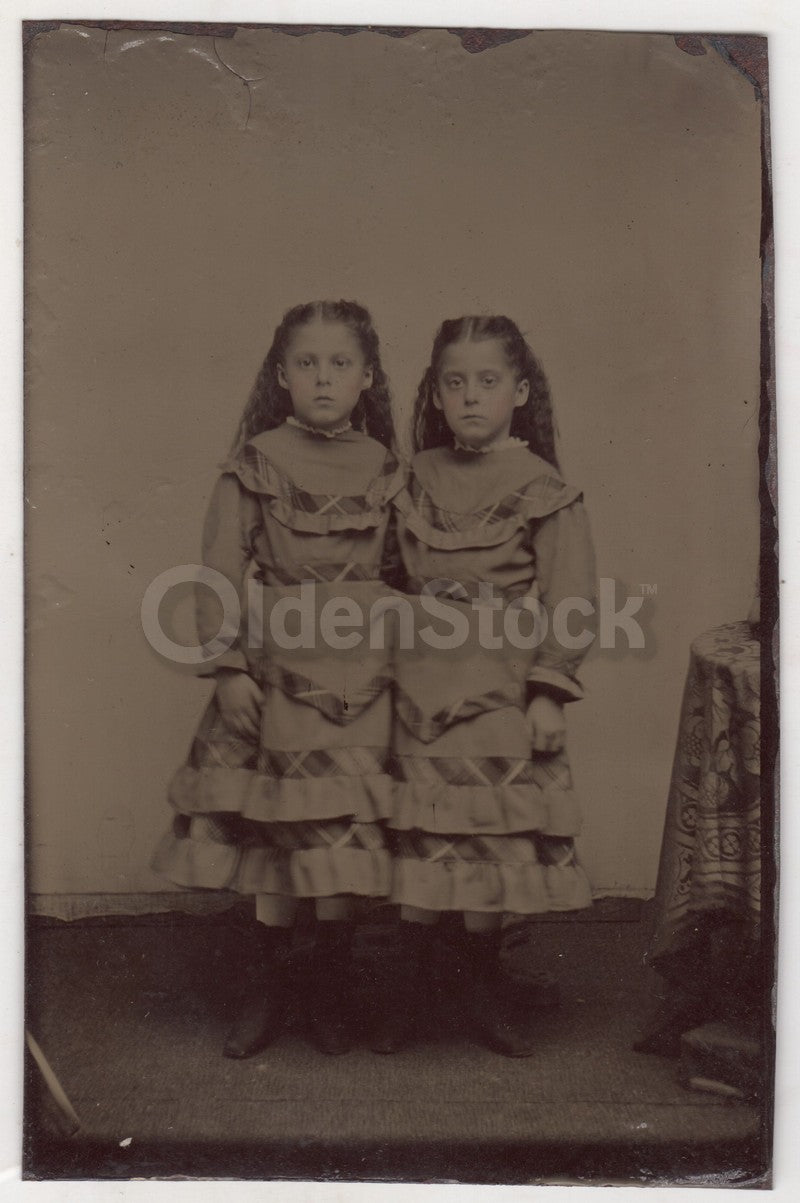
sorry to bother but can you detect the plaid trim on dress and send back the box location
[225,443,403,517]
[404,575,533,603]
[410,471,566,532]
[396,755,545,788]
[396,469,579,546]
[187,706,258,772]
[394,683,524,743]
[181,812,387,854]
[392,829,579,868]
[258,661,393,724]
[257,746,389,779]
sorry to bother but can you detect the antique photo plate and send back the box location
[19,12,779,1189]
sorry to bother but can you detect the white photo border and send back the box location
[4,1,797,1199]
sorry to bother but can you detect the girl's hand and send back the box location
[526,695,566,754]
[215,669,264,742]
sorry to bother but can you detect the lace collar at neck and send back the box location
[453,436,529,455]
[286,415,353,439]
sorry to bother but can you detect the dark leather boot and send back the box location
[223,923,290,1059]
[307,921,355,1055]
[369,920,435,1054]
[465,930,539,1058]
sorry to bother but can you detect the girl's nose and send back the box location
[316,361,332,383]
[464,381,480,405]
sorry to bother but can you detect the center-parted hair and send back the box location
[411,315,560,469]
[231,300,395,452]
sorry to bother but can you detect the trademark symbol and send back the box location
[638,583,658,595]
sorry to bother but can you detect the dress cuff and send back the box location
[526,667,585,703]
[194,648,249,678]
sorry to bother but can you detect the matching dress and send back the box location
[388,442,595,916]
[152,420,404,903]
[154,426,595,919]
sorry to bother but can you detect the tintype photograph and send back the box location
[23,20,776,1186]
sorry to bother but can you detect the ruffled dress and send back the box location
[389,442,596,915]
[152,421,405,901]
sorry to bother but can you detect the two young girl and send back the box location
[153,301,596,1060]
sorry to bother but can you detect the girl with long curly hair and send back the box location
[154,301,403,1059]
[372,315,597,1058]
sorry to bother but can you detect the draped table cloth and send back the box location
[647,620,762,993]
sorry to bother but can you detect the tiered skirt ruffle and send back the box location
[152,689,394,899]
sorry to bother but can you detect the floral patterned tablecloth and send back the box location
[648,621,761,969]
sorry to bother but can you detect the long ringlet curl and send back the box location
[410,315,560,470]
[230,300,395,453]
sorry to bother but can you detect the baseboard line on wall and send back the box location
[28,891,241,923]
[28,890,654,925]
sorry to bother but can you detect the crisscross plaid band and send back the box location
[394,683,523,743]
[395,755,539,787]
[236,443,400,515]
[257,746,389,779]
[405,472,572,536]
[183,813,387,852]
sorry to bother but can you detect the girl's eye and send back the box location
[298,357,313,367]
[444,377,463,389]
[334,358,351,368]
[481,376,497,386]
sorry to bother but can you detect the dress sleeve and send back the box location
[527,498,597,703]
[195,472,261,677]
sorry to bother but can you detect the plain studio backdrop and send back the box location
[25,25,762,912]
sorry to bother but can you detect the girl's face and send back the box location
[278,319,373,430]
[434,337,529,449]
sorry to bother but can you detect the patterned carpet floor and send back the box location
[24,903,770,1185]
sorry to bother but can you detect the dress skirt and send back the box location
[153,578,395,900]
[389,594,592,915]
